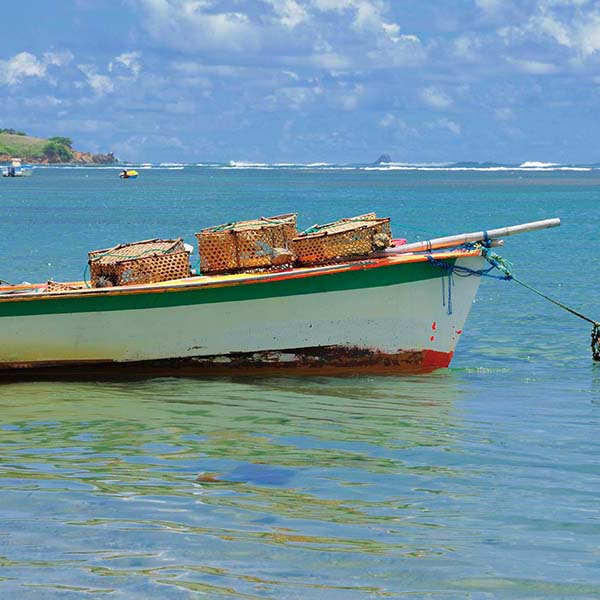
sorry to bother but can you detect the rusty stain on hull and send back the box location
[0,345,453,380]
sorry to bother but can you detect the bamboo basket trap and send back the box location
[196,213,297,274]
[45,280,84,292]
[88,238,191,287]
[293,214,392,266]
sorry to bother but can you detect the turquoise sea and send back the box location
[1,165,599,598]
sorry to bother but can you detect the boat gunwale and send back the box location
[0,248,481,304]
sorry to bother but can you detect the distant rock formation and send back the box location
[71,151,118,164]
[374,154,392,164]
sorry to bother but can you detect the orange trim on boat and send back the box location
[0,249,480,304]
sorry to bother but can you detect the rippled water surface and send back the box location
[1,167,599,597]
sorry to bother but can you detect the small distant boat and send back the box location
[119,169,138,179]
[2,159,32,178]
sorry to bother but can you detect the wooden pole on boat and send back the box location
[384,218,561,255]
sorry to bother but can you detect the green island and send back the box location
[0,128,117,164]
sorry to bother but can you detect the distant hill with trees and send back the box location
[0,129,117,164]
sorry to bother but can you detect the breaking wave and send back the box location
[28,159,599,173]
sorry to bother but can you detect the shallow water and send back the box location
[1,167,599,597]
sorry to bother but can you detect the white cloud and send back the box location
[530,12,573,46]
[43,51,74,67]
[502,3,600,59]
[474,0,504,13]
[311,50,350,69]
[0,52,46,85]
[0,50,75,86]
[379,113,396,128]
[379,113,420,137]
[421,87,453,109]
[23,95,63,109]
[509,58,558,74]
[352,1,384,32]
[78,65,115,96]
[576,11,600,56]
[109,51,142,77]
[434,117,461,135]
[338,83,364,110]
[453,35,482,61]
[265,0,308,27]
[266,85,321,110]
[135,0,259,52]
[311,0,356,10]
[132,0,424,70]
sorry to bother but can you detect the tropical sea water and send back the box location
[0,165,599,598]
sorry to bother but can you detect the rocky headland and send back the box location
[0,129,118,164]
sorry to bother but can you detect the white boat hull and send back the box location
[0,253,484,376]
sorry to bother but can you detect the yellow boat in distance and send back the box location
[119,169,138,179]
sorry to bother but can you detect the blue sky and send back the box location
[1,0,600,163]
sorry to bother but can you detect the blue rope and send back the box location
[426,246,600,361]
[426,255,512,281]
[426,249,511,316]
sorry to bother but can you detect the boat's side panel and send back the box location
[0,256,484,373]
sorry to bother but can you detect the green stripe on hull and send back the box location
[0,260,450,318]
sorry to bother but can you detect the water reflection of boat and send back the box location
[2,158,32,177]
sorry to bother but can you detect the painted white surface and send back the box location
[0,257,484,364]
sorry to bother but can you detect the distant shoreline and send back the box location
[0,130,118,165]
[0,153,119,165]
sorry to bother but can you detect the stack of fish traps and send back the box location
[196,214,297,274]
[293,214,392,266]
[88,238,191,287]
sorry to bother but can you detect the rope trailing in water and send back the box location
[427,246,600,361]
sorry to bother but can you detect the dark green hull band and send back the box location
[0,259,451,318]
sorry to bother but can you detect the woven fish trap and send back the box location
[45,280,84,292]
[293,216,392,266]
[196,213,297,274]
[88,238,190,287]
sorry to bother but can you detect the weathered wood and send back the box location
[383,218,560,255]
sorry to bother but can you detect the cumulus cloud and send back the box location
[433,117,461,135]
[453,35,483,61]
[78,65,115,96]
[0,50,75,86]
[23,95,63,109]
[131,0,424,69]
[379,112,419,137]
[109,51,142,78]
[421,86,453,109]
[474,0,504,13]
[501,2,600,59]
[134,0,259,53]
[0,52,48,85]
[508,58,558,74]
[265,85,322,111]
[43,50,74,67]
[265,0,308,28]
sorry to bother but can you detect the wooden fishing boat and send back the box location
[0,219,559,377]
